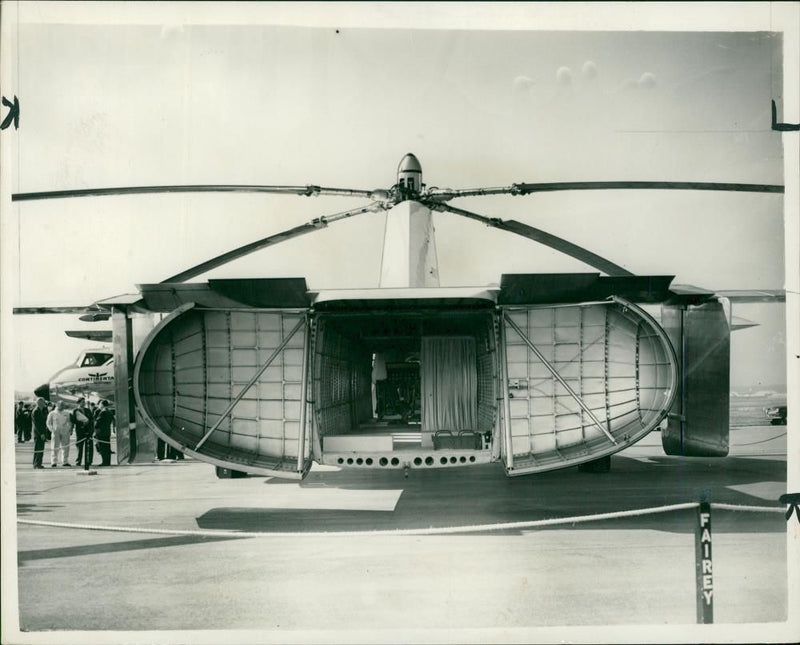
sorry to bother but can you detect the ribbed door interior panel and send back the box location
[501,300,677,474]
[134,306,309,477]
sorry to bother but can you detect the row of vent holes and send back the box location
[336,455,477,467]
[337,457,397,466]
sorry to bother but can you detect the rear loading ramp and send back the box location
[134,304,313,479]
[500,298,678,475]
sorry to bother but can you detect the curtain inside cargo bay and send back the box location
[420,337,477,431]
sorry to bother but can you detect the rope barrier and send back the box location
[709,503,785,514]
[27,432,115,468]
[731,431,787,446]
[24,434,114,449]
[18,500,782,538]
[46,434,114,447]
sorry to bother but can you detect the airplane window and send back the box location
[81,353,112,367]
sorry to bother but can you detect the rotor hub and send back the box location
[396,153,424,201]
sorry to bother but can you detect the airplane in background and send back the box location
[33,331,114,407]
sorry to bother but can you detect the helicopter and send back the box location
[11,153,785,479]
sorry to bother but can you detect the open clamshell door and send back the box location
[499,297,678,475]
[134,304,313,478]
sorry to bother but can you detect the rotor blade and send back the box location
[12,184,377,202]
[427,181,784,201]
[12,306,100,315]
[428,201,633,277]
[164,202,385,283]
[714,289,786,303]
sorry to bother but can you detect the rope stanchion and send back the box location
[691,501,785,624]
[695,502,714,623]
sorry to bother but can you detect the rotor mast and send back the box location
[379,154,440,288]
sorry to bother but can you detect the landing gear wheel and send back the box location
[215,466,248,479]
[578,455,612,473]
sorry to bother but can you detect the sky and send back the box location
[1,5,793,392]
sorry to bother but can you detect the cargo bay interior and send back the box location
[313,310,497,456]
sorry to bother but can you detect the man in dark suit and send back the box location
[19,403,33,442]
[94,400,114,466]
[15,401,23,442]
[31,398,49,469]
[72,397,95,468]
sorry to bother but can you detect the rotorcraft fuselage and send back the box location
[14,153,784,478]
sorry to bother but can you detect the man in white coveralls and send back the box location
[46,401,73,468]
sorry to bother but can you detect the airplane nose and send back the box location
[33,383,50,400]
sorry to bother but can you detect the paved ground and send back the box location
[4,423,791,643]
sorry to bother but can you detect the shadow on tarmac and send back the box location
[17,503,65,515]
[17,534,244,565]
[195,455,786,536]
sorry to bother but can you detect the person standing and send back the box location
[72,397,95,468]
[31,398,49,469]
[155,437,166,461]
[94,400,114,466]
[20,404,33,442]
[47,401,74,467]
[372,352,388,420]
[15,402,25,442]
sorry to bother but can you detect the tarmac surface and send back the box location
[5,421,791,642]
